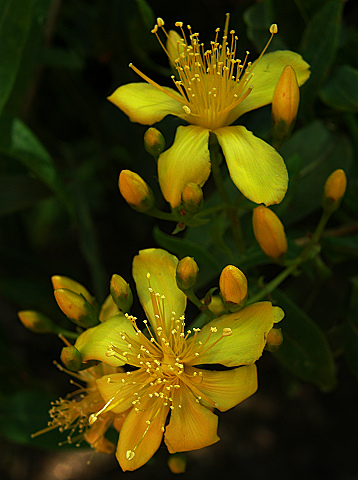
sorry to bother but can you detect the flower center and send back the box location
[129,15,277,130]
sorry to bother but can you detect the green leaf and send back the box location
[243,0,286,52]
[343,277,358,381]
[278,120,352,224]
[0,174,51,216]
[0,0,33,115]
[320,65,358,112]
[299,0,343,108]
[0,114,74,216]
[272,289,336,391]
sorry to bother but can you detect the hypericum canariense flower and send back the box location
[252,205,288,259]
[108,16,310,208]
[74,248,284,471]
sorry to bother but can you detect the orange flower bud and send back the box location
[18,310,56,334]
[60,345,83,371]
[54,288,99,328]
[144,127,165,157]
[324,169,347,203]
[119,170,155,212]
[181,183,203,213]
[219,265,247,308]
[265,328,283,352]
[252,205,287,259]
[110,274,133,313]
[272,65,300,126]
[167,453,186,474]
[51,275,95,306]
[176,257,199,290]
[204,294,227,316]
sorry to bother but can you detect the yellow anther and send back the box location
[222,327,232,337]
[270,23,278,34]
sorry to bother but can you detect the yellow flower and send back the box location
[74,248,284,471]
[108,16,310,208]
[32,363,125,454]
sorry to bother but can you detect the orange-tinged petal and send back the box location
[108,83,184,125]
[158,125,211,208]
[187,364,257,412]
[116,394,169,471]
[96,370,152,414]
[74,315,136,367]
[215,126,288,205]
[164,383,219,453]
[132,249,186,335]
[187,302,284,367]
[227,50,310,123]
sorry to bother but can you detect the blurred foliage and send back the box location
[1,0,358,478]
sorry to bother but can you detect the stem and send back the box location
[210,140,245,253]
[184,288,217,321]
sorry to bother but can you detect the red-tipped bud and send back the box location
[119,170,155,212]
[51,275,96,307]
[265,328,284,352]
[110,274,133,313]
[324,169,347,205]
[18,310,56,334]
[54,288,99,328]
[144,127,165,157]
[219,265,247,309]
[176,257,199,291]
[252,205,288,259]
[181,183,203,213]
[167,453,186,474]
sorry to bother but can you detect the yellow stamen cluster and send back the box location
[131,15,277,130]
[90,274,232,461]
[32,366,107,448]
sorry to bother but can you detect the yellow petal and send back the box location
[132,248,186,336]
[108,83,184,125]
[227,50,310,123]
[116,394,169,471]
[164,383,219,453]
[187,302,284,367]
[158,125,211,208]
[187,364,257,412]
[74,315,136,367]
[215,126,288,205]
[96,370,151,414]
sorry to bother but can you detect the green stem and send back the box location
[146,207,177,221]
[184,288,217,321]
[210,141,245,253]
[247,263,297,304]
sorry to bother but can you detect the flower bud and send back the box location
[203,294,227,316]
[18,310,56,334]
[265,328,283,352]
[51,275,96,307]
[167,453,186,474]
[219,265,247,309]
[272,65,300,126]
[60,345,83,371]
[54,288,99,328]
[181,183,203,213]
[252,205,287,259]
[119,170,155,212]
[110,274,133,313]
[324,169,347,204]
[144,127,165,157]
[176,257,199,291]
